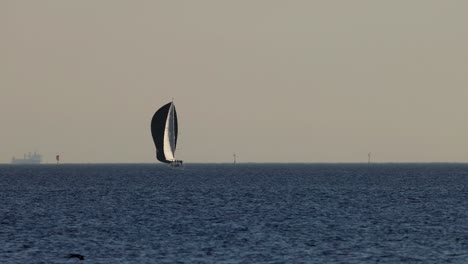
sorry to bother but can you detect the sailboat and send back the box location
[151,101,183,167]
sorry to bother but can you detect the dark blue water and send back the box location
[1,164,468,263]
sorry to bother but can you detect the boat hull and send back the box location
[11,159,41,165]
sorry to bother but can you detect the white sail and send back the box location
[163,103,176,161]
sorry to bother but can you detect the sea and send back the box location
[1,163,468,263]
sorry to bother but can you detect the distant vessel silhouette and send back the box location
[11,152,42,164]
[151,101,183,167]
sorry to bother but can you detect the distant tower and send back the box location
[368,152,371,164]
[56,154,60,164]
[233,153,237,165]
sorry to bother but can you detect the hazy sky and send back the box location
[2,1,468,163]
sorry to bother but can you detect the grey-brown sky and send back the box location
[2,1,468,163]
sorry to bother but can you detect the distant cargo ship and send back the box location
[11,152,42,164]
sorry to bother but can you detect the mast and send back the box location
[368,152,371,164]
[233,153,236,165]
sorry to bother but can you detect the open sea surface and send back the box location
[1,163,468,263]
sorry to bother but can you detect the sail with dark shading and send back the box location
[151,102,182,166]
